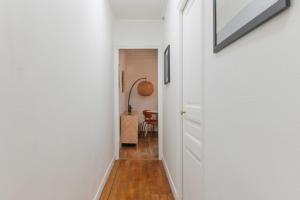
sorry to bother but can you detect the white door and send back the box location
[182,0,204,199]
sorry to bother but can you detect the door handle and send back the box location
[181,111,187,116]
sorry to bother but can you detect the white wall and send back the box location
[114,20,164,47]
[163,0,182,198]
[204,0,300,200]
[0,0,114,200]
[164,0,300,199]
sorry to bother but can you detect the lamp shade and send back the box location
[137,81,154,96]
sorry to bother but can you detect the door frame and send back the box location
[113,45,164,160]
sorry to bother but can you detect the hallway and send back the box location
[1,0,299,200]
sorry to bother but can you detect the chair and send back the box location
[142,110,158,137]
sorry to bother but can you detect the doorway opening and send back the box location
[118,49,159,160]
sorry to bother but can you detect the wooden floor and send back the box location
[119,133,158,160]
[100,133,174,200]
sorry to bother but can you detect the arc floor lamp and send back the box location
[127,77,146,114]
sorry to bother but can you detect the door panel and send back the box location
[184,105,202,125]
[182,0,204,199]
[183,149,203,200]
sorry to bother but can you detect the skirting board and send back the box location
[92,157,116,200]
[162,158,180,200]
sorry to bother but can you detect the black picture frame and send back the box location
[164,45,170,84]
[214,0,290,53]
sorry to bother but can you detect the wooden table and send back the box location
[147,110,158,114]
[147,110,158,119]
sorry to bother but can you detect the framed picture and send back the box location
[121,71,125,93]
[214,0,290,53]
[164,45,170,84]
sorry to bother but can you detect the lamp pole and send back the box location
[127,77,146,114]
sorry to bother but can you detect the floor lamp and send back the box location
[127,77,147,114]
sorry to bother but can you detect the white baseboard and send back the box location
[162,158,180,200]
[92,157,116,200]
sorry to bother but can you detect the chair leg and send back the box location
[143,122,147,135]
[145,123,148,137]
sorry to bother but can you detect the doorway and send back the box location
[116,49,161,160]
[180,0,205,199]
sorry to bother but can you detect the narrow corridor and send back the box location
[1,0,299,200]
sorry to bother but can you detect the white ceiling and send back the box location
[110,0,166,20]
